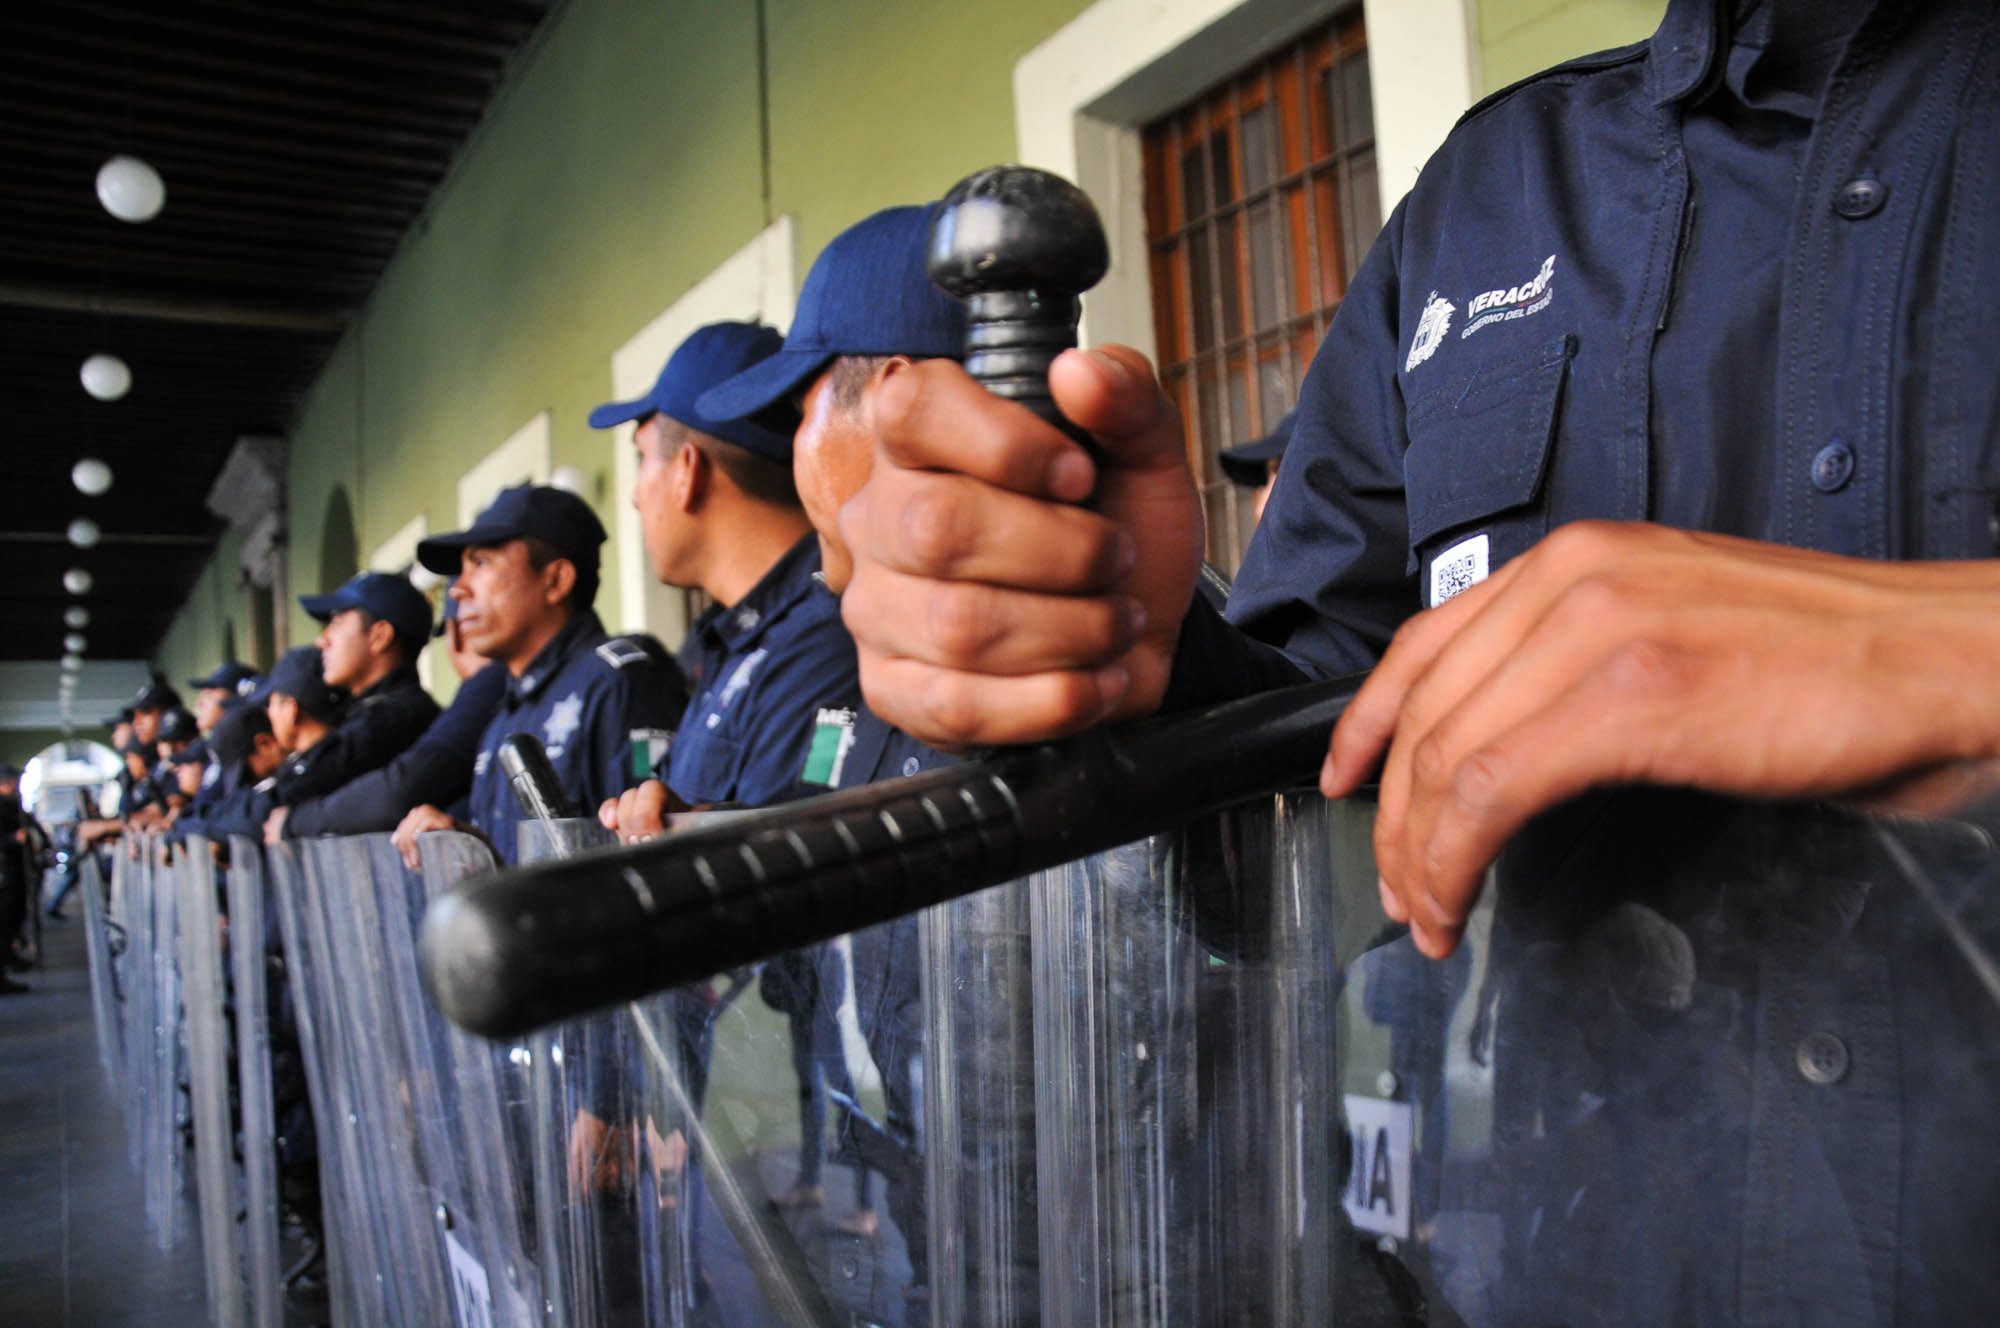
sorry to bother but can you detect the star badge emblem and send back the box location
[543,692,584,751]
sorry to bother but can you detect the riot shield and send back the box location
[507,817,1033,1328]
[138,835,187,1251]
[415,829,547,1328]
[82,850,124,1094]
[225,837,286,1328]
[175,836,250,1327]
[297,835,459,1323]
[267,837,381,1324]
[1024,789,2000,1325]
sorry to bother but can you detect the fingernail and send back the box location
[1377,876,1406,922]
[1087,347,1130,384]
[1115,529,1138,573]
[1050,449,1095,501]
[1125,595,1147,637]
[1095,664,1130,711]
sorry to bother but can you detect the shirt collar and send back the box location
[354,662,421,703]
[510,610,603,704]
[1647,0,1726,106]
[698,535,825,655]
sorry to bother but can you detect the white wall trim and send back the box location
[1014,0,1478,357]
[458,410,553,528]
[366,513,428,573]
[609,216,798,639]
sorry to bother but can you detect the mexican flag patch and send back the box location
[630,728,673,780]
[800,707,857,787]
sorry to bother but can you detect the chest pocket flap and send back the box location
[1402,335,1573,571]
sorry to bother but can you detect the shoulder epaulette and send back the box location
[596,636,653,671]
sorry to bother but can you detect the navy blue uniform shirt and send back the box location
[1160,2,2000,1322]
[1172,0,2000,700]
[468,611,687,864]
[270,665,439,806]
[666,535,860,808]
[283,661,507,837]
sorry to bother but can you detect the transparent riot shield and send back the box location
[416,829,547,1328]
[298,835,459,1323]
[267,837,379,1325]
[82,850,125,1094]
[176,836,250,1327]
[225,837,285,1328]
[1025,788,2000,1325]
[139,834,188,1251]
[506,817,1028,1328]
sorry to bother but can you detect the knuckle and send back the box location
[899,483,970,569]
[918,673,985,745]
[928,583,1001,663]
[1450,748,1511,815]
[1600,638,1685,699]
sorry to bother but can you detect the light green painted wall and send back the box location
[1477,0,1666,93]
[268,0,1089,665]
[153,525,250,694]
[157,0,1665,677]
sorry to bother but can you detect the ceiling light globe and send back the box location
[96,154,166,223]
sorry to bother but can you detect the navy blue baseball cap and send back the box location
[1219,410,1296,487]
[188,660,260,697]
[132,679,182,713]
[697,203,966,424]
[416,484,606,577]
[254,646,346,723]
[167,737,209,768]
[156,706,200,745]
[210,701,273,770]
[300,571,434,651]
[588,322,799,462]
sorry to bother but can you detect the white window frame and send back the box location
[1013,0,1480,358]
[458,411,552,528]
[608,216,798,643]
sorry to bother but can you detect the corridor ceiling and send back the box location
[0,0,554,663]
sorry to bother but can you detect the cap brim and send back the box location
[587,397,654,430]
[695,346,836,428]
[1217,432,1290,487]
[297,591,349,622]
[415,520,519,575]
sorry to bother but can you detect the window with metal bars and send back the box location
[1143,10,1379,574]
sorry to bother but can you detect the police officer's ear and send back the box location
[673,437,707,513]
[537,554,579,607]
[861,356,916,422]
[363,614,398,658]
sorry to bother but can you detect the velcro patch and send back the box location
[596,637,650,670]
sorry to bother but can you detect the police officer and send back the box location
[833,2,2000,1321]
[175,698,289,844]
[188,660,260,734]
[0,764,31,993]
[592,320,858,818]
[288,570,441,803]
[393,483,686,867]
[122,680,182,827]
[258,646,352,810]
[1217,409,1294,529]
[690,201,990,1299]
[272,581,507,840]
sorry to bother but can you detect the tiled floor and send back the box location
[0,912,210,1327]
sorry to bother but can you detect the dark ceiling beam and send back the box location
[0,285,348,333]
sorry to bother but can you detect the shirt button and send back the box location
[705,713,721,730]
[1796,1031,1850,1086]
[901,756,921,777]
[1834,176,1886,219]
[1810,441,1855,493]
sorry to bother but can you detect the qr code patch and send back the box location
[1429,533,1490,606]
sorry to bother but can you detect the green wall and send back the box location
[155,0,1668,676]
[1478,0,1665,92]
[153,524,250,694]
[272,0,1089,660]
[0,729,72,772]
